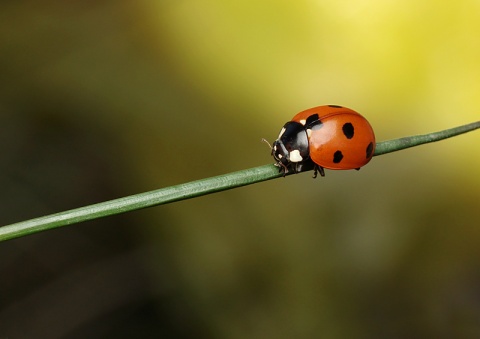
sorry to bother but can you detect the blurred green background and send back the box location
[1,1,480,338]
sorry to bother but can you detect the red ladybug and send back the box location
[271,105,376,177]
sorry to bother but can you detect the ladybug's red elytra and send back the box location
[270,105,376,178]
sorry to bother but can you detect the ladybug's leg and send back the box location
[294,162,303,174]
[274,161,289,177]
[312,164,325,178]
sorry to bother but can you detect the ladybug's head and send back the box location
[271,121,310,171]
[271,138,290,166]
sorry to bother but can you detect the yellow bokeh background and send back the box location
[1,1,480,337]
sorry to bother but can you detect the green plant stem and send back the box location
[0,165,281,242]
[1,120,479,242]
[374,120,480,156]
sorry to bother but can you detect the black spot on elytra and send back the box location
[333,150,343,163]
[328,105,343,108]
[366,142,374,159]
[342,123,354,139]
[305,114,320,126]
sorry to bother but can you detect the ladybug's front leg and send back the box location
[274,161,289,177]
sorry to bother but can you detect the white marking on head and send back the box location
[289,150,303,162]
[277,154,283,159]
[277,127,286,138]
[307,129,312,138]
[299,119,306,125]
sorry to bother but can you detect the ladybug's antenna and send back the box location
[261,138,273,150]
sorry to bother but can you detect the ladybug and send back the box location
[270,105,375,178]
